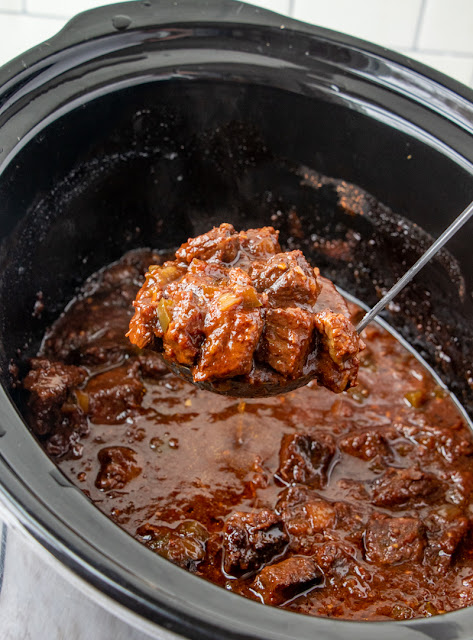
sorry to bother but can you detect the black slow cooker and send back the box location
[0,1,473,638]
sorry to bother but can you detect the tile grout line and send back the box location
[412,0,427,51]
[0,7,69,20]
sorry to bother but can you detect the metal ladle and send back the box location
[166,200,473,397]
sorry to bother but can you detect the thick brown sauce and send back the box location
[25,248,473,621]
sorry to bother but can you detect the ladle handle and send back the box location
[356,199,473,333]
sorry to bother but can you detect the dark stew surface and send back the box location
[22,247,473,621]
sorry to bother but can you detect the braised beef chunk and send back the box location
[239,226,281,258]
[364,514,425,565]
[252,556,323,605]
[371,467,443,507]
[339,429,392,461]
[277,433,335,487]
[176,223,240,264]
[223,509,288,574]
[195,309,264,381]
[128,226,362,393]
[258,307,314,377]
[86,366,146,424]
[313,310,363,393]
[95,446,142,491]
[281,498,336,537]
[249,250,320,307]
[398,424,473,463]
[137,520,208,571]
[162,290,205,366]
[24,358,87,435]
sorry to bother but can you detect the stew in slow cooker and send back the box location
[22,237,473,621]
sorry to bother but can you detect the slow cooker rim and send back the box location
[1,1,473,638]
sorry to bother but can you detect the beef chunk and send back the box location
[339,429,392,461]
[313,541,358,572]
[313,309,362,393]
[251,556,323,605]
[86,366,146,424]
[95,446,142,491]
[423,505,469,572]
[364,514,425,565]
[371,467,443,507]
[163,290,205,366]
[195,308,263,381]
[277,433,335,487]
[249,250,320,308]
[398,424,473,464]
[24,358,87,435]
[137,520,208,571]
[258,307,314,377]
[239,226,281,258]
[176,223,240,264]
[223,509,288,574]
[281,498,337,537]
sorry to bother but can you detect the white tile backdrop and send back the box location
[0,0,472,88]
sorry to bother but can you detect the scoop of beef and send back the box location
[251,556,323,605]
[85,365,146,424]
[276,432,335,487]
[136,350,169,379]
[222,509,288,575]
[23,358,87,436]
[249,250,320,308]
[313,310,363,393]
[257,307,314,377]
[176,223,240,264]
[371,467,443,508]
[364,513,425,565]
[95,446,142,491]
[137,520,209,571]
[129,226,362,393]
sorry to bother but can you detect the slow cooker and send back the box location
[1,0,473,638]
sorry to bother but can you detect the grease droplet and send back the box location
[112,14,132,30]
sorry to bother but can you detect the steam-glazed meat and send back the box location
[371,467,443,507]
[128,225,363,392]
[24,358,87,435]
[95,446,142,491]
[137,521,208,571]
[364,514,425,565]
[222,509,288,574]
[277,433,335,487]
[313,310,362,393]
[251,556,323,605]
